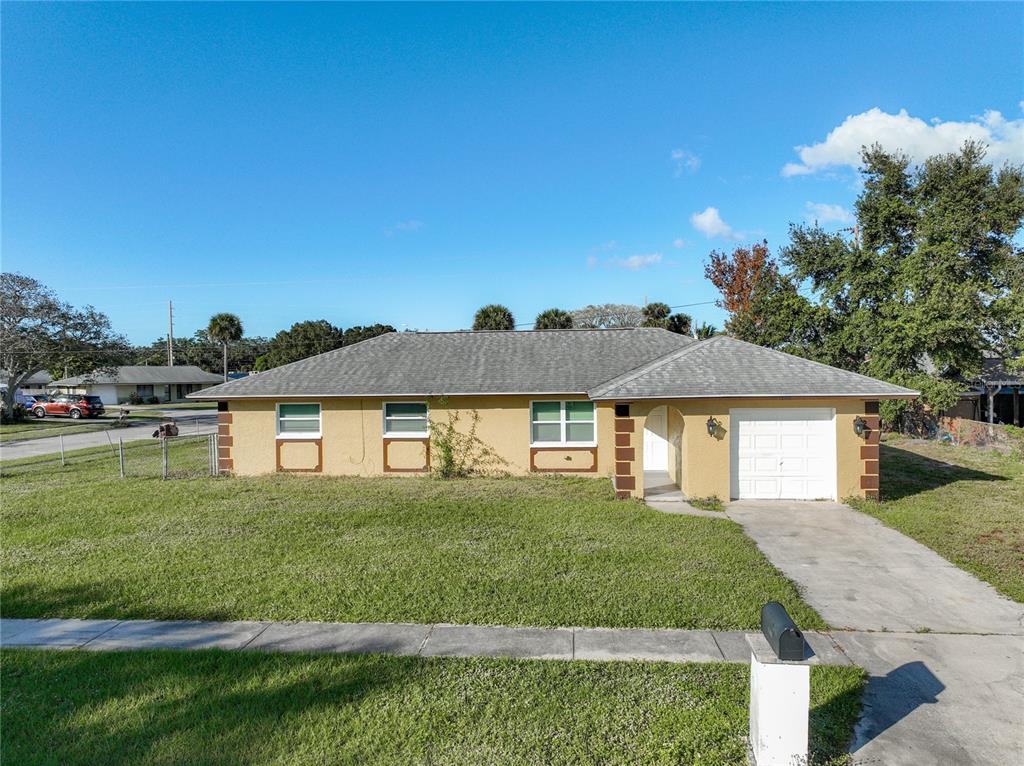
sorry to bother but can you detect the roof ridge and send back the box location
[587,336,705,397]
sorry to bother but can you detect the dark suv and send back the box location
[32,394,105,419]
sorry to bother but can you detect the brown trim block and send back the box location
[614,418,635,433]
[383,438,430,473]
[865,429,880,445]
[860,474,879,490]
[218,435,233,447]
[864,401,880,415]
[615,447,635,461]
[860,445,879,460]
[217,412,232,425]
[863,460,879,476]
[529,446,598,473]
[614,433,631,447]
[864,488,880,500]
[276,438,323,473]
[615,475,636,490]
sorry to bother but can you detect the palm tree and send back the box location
[640,301,671,328]
[207,313,244,381]
[534,308,573,330]
[694,322,718,340]
[472,304,515,331]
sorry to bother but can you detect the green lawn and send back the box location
[0,418,114,443]
[1,444,823,630]
[849,438,1024,603]
[0,649,863,766]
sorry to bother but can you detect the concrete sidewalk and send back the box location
[0,617,852,665]
[0,415,217,461]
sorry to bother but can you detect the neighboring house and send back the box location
[1,370,52,404]
[49,365,223,405]
[190,329,917,501]
[945,358,1022,426]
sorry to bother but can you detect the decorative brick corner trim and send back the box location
[383,438,430,473]
[612,408,639,499]
[217,407,232,474]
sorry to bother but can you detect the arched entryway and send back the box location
[642,404,685,499]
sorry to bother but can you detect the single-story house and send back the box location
[189,329,917,501]
[1,370,53,404]
[50,365,223,405]
[944,358,1022,426]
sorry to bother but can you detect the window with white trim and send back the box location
[276,403,321,437]
[531,401,595,445]
[383,402,429,437]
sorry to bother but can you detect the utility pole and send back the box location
[167,300,175,367]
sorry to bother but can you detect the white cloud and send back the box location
[690,206,740,240]
[671,148,701,176]
[804,202,854,225]
[612,252,662,270]
[782,108,1024,177]
[385,220,423,236]
[672,238,686,249]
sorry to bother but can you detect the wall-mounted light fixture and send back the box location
[853,416,868,438]
[706,416,720,437]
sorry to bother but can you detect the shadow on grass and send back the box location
[880,444,1004,502]
[1,649,411,766]
[0,581,237,622]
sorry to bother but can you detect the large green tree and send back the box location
[569,304,643,328]
[0,273,129,418]
[254,321,394,371]
[708,142,1024,423]
[473,304,515,331]
[207,313,244,382]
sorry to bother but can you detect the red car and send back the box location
[32,393,105,419]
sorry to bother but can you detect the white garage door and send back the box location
[730,408,836,500]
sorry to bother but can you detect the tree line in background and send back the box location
[704,141,1023,425]
[471,302,717,337]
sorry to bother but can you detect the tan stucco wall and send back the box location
[629,398,869,501]
[226,396,615,478]
[223,395,871,500]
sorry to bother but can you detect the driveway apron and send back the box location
[726,499,1024,766]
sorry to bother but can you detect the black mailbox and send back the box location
[760,602,807,661]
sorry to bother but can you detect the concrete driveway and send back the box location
[726,500,1024,765]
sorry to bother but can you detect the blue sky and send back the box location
[3,2,1022,344]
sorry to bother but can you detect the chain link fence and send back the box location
[0,434,219,480]
[905,415,1024,456]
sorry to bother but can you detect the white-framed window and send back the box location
[383,402,429,437]
[530,400,596,446]
[276,402,321,438]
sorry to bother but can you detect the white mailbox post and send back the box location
[747,632,811,766]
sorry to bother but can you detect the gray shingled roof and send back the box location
[51,365,223,386]
[588,335,918,399]
[189,329,694,398]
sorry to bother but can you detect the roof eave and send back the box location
[589,391,920,401]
